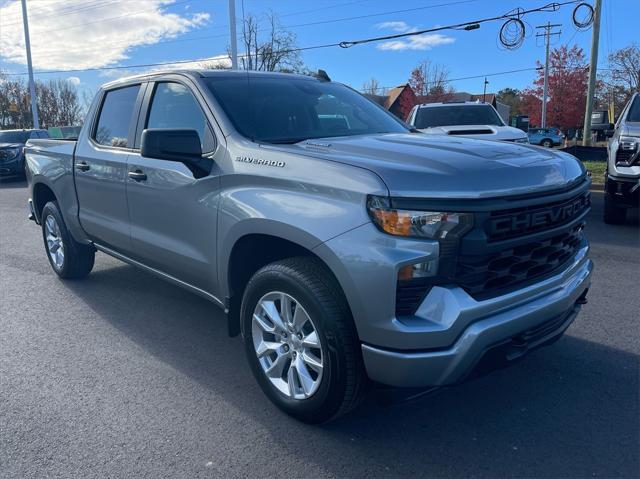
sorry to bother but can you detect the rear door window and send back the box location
[94,85,141,148]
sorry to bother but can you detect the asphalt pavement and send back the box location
[1,178,638,478]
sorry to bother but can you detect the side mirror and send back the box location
[604,128,615,138]
[141,128,202,162]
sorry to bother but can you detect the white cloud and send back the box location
[0,0,210,70]
[375,21,411,33]
[377,33,455,51]
[67,76,81,86]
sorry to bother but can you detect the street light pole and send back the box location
[20,0,39,129]
[483,77,488,103]
[228,0,238,69]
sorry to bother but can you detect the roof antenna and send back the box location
[316,69,331,82]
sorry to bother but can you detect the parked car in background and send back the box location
[0,129,49,178]
[527,127,564,147]
[407,101,529,143]
[48,126,82,139]
[604,92,640,224]
[25,70,592,422]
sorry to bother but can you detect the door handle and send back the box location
[75,161,90,172]
[128,169,147,181]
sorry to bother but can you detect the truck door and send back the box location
[125,79,221,295]
[74,83,145,254]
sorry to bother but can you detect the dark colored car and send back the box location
[0,129,50,178]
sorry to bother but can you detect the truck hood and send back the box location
[418,124,527,141]
[274,133,586,199]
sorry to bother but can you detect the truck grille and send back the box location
[616,149,638,166]
[455,223,585,300]
[486,192,590,242]
[394,184,590,316]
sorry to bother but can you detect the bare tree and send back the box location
[362,78,381,96]
[608,43,640,95]
[408,60,451,98]
[0,74,83,129]
[602,43,640,114]
[237,11,303,72]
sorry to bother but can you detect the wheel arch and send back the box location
[32,181,58,223]
[222,224,355,338]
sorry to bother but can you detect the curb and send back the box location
[589,184,604,192]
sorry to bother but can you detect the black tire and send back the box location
[241,256,367,423]
[603,195,626,224]
[541,139,553,148]
[41,201,95,279]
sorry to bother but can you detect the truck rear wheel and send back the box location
[41,201,95,279]
[603,195,626,224]
[241,256,367,423]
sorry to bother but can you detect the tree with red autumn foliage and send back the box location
[521,45,589,129]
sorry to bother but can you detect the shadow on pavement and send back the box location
[0,177,27,189]
[62,262,639,478]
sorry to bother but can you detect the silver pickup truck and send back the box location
[604,92,640,224]
[25,70,593,422]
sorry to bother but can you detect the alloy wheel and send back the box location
[45,214,65,269]
[251,291,324,399]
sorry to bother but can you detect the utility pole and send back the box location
[228,0,238,69]
[21,0,39,129]
[582,0,602,146]
[536,22,562,128]
[483,77,488,102]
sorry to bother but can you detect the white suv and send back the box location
[408,101,528,143]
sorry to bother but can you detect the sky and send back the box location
[0,0,638,99]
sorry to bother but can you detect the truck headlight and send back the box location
[367,195,473,239]
[619,136,638,151]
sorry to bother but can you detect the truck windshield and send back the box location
[627,97,640,122]
[0,131,29,143]
[414,104,504,129]
[204,76,408,143]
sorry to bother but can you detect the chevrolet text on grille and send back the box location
[488,196,590,236]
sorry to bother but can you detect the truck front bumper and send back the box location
[605,174,640,208]
[361,246,592,388]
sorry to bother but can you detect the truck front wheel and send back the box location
[41,201,95,279]
[603,194,626,224]
[241,257,367,423]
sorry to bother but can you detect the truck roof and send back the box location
[102,69,321,89]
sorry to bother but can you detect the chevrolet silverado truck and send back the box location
[25,70,593,423]
[604,92,640,224]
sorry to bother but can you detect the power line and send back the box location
[2,0,195,32]
[1,0,125,26]
[2,0,593,77]
[12,0,479,57]
[338,0,582,48]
